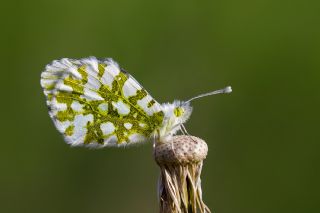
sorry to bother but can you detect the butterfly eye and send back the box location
[174,107,184,117]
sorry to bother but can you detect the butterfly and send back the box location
[40,57,232,148]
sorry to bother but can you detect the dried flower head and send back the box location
[154,135,211,213]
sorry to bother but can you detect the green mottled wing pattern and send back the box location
[40,57,164,147]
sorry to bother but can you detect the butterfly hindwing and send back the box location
[41,57,164,147]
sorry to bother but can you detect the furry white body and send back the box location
[156,101,192,143]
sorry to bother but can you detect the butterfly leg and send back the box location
[180,125,186,135]
[181,124,189,135]
[153,133,156,149]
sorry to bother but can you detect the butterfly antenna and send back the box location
[186,86,232,103]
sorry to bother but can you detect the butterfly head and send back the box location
[160,100,193,125]
[173,101,193,124]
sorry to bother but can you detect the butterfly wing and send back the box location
[41,57,164,147]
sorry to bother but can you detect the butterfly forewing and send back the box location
[41,57,164,147]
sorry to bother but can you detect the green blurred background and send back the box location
[1,0,319,212]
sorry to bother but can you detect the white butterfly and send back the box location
[41,57,232,147]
